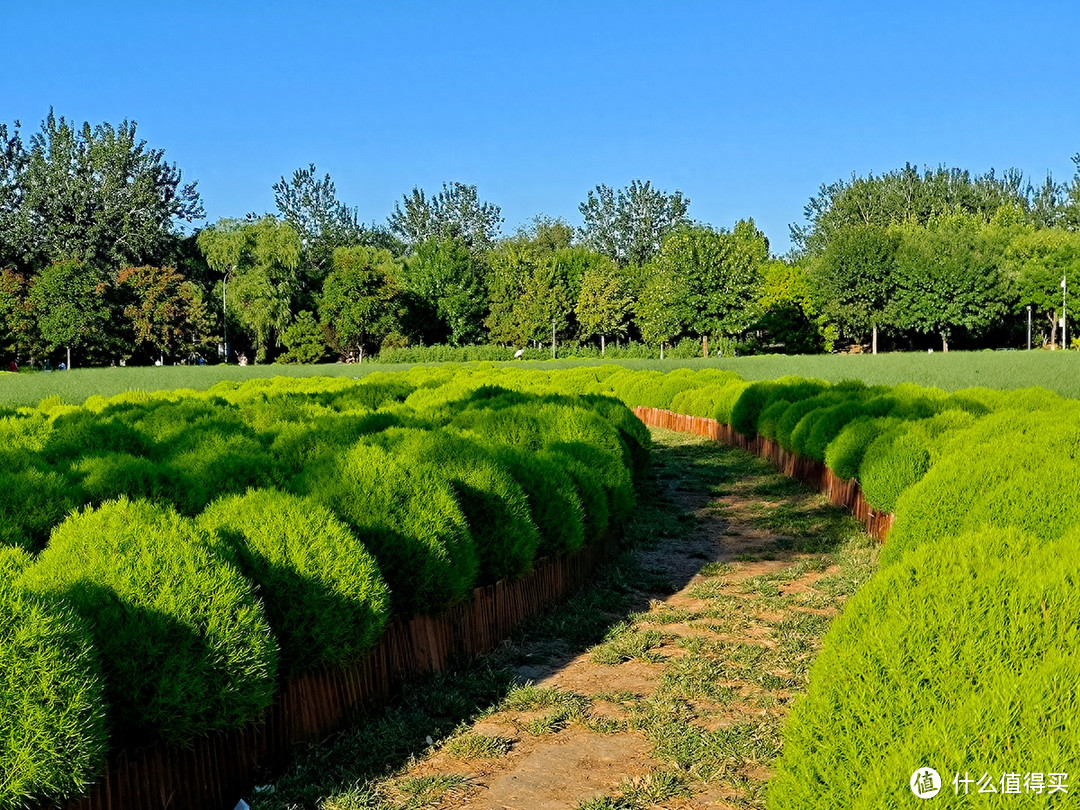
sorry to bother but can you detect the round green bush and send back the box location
[769,526,1080,809]
[775,395,838,451]
[1,552,107,810]
[198,489,391,671]
[757,399,792,440]
[21,499,278,745]
[296,441,479,615]
[857,429,930,513]
[823,417,898,481]
[483,444,586,556]
[795,401,868,462]
[0,466,76,552]
[730,381,776,436]
[366,428,542,585]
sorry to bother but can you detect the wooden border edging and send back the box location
[53,532,620,810]
[633,407,894,542]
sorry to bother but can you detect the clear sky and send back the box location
[4,0,1079,254]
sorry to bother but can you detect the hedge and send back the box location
[21,499,278,745]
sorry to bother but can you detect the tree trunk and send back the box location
[702,335,708,358]
[1050,310,1058,349]
[67,345,71,369]
[660,343,665,361]
[601,334,605,355]
[941,333,949,353]
[872,324,878,355]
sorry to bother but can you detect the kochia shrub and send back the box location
[756,399,792,441]
[884,406,1080,565]
[0,547,107,810]
[199,489,391,671]
[823,417,899,481]
[0,467,76,552]
[371,429,541,584]
[769,526,1080,809]
[857,429,930,513]
[21,499,277,745]
[297,442,479,614]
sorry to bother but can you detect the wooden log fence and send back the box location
[632,407,894,542]
[52,532,620,810]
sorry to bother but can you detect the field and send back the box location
[4,361,1079,809]
[1,350,1078,409]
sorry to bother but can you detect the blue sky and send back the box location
[4,0,1080,254]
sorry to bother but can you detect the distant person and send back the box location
[44,359,52,372]
[58,362,66,371]
[8,361,17,373]
[197,355,206,366]
[514,348,525,360]
[238,353,248,366]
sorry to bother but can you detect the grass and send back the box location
[4,349,1080,409]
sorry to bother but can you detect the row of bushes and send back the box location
[1,370,648,810]
[369,337,729,364]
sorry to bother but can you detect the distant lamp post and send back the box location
[1027,304,1032,351]
[1063,275,1068,350]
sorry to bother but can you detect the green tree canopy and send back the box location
[807,223,898,349]
[1005,226,1080,348]
[575,258,630,353]
[6,111,202,273]
[28,258,111,367]
[635,272,690,358]
[197,217,302,362]
[403,237,487,345]
[116,265,213,361]
[578,180,689,266]
[319,246,402,361]
[888,213,1012,352]
[388,181,502,253]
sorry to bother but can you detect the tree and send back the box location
[0,122,27,271]
[28,258,110,368]
[752,260,831,354]
[197,217,302,363]
[388,181,502,253]
[116,265,212,362]
[635,273,690,359]
[319,246,402,362]
[578,180,689,266]
[0,268,37,361]
[792,163,1031,257]
[403,237,487,345]
[888,213,1011,352]
[13,110,202,273]
[654,221,768,356]
[273,164,364,285]
[1005,227,1080,348]
[807,223,898,352]
[277,311,329,364]
[576,260,631,353]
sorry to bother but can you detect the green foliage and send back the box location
[388,181,502,254]
[198,489,390,671]
[373,428,542,584]
[277,310,328,364]
[0,466,76,551]
[29,258,111,365]
[319,245,402,361]
[576,260,632,351]
[769,527,1080,809]
[297,441,479,614]
[857,429,930,512]
[578,180,690,266]
[635,272,690,353]
[0,560,107,810]
[403,237,487,345]
[21,498,277,745]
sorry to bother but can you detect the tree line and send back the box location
[2,110,1079,367]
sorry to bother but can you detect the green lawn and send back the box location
[1,350,1078,408]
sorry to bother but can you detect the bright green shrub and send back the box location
[316,379,416,413]
[198,489,391,671]
[577,393,652,482]
[823,417,899,481]
[21,499,277,745]
[0,467,76,551]
[556,452,612,543]
[372,429,541,584]
[268,411,403,479]
[296,442,479,614]
[69,452,183,507]
[483,445,586,556]
[44,409,153,461]
[775,394,839,451]
[884,406,1080,565]
[160,430,276,514]
[730,381,776,436]
[769,526,1080,809]
[757,399,792,440]
[0,554,107,810]
[712,380,749,424]
[857,429,930,513]
[796,400,871,462]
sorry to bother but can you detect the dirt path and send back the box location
[258,428,878,810]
